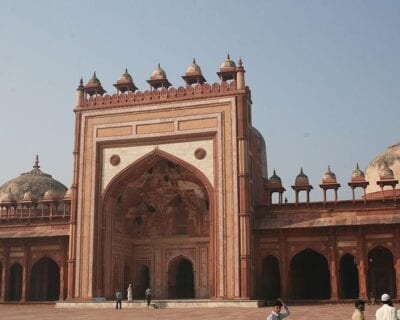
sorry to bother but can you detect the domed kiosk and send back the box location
[365,142,400,199]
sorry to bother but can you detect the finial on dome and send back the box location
[33,155,40,169]
[227,53,230,59]
[193,58,196,64]
[238,58,243,67]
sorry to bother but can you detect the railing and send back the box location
[0,202,71,225]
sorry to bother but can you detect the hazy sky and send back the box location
[0,1,399,201]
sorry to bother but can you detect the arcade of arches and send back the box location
[257,239,399,301]
[97,157,211,299]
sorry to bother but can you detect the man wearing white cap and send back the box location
[375,293,400,320]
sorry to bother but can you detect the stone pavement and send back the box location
[0,302,389,319]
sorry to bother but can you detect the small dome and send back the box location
[21,191,37,202]
[322,166,337,184]
[117,68,134,84]
[43,189,61,201]
[84,72,106,96]
[185,58,202,75]
[380,162,395,179]
[0,188,16,203]
[64,188,72,199]
[351,163,365,181]
[269,169,282,186]
[220,54,236,70]
[114,68,138,92]
[151,64,167,79]
[365,142,400,197]
[295,168,310,186]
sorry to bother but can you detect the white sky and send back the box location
[0,1,399,201]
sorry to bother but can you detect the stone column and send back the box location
[237,90,251,298]
[395,226,400,298]
[357,228,368,300]
[279,231,288,299]
[0,244,9,301]
[329,232,339,301]
[21,244,29,302]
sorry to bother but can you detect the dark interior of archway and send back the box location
[289,249,330,299]
[261,255,281,300]
[169,258,194,299]
[29,257,60,301]
[339,254,359,299]
[8,263,22,301]
[136,265,150,299]
[368,246,396,299]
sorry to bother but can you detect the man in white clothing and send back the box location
[376,293,399,320]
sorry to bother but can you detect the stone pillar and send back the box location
[357,228,368,300]
[67,106,83,299]
[395,226,400,299]
[59,259,65,300]
[21,244,29,302]
[329,233,339,301]
[279,231,288,299]
[237,89,251,298]
[0,244,9,301]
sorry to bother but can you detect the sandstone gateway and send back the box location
[0,57,399,302]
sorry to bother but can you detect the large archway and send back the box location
[339,253,359,299]
[8,263,22,301]
[261,255,281,300]
[100,152,212,298]
[168,256,194,299]
[29,257,60,301]
[289,248,330,299]
[368,246,396,299]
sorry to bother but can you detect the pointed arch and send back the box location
[29,256,60,301]
[368,246,396,299]
[103,148,214,201]
[168,255,195,299]
[289,248,330,299]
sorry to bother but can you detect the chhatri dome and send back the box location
[0,156,67,203]
[365,142,400,198]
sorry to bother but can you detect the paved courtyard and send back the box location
[0,302,391,320]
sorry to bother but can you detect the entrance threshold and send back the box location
[56,299,264,309]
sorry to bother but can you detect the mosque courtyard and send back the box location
[0,302,388,320]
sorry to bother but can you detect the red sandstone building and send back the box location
[0,57,399,303]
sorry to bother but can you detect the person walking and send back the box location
[115,290,123,309]
[352,299,365,320]
[266,298,290,320]
[376,293,399,320]
[145,287,152,308]
[127,283,133,302]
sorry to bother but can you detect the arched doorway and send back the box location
[136,265,150,299]
[101,153,211,298]
[8,263,23,301]
[289,248,330,299]
[261,255,281,300]
[339,254,359,299]
[168,257,194,299]
[29,257,60,301]
[368,246,396,299]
